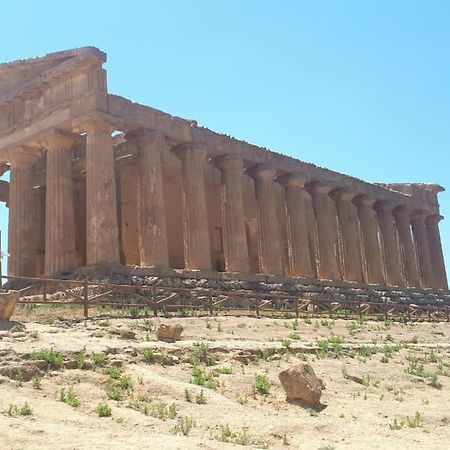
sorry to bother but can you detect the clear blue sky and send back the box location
[1,0,449,281]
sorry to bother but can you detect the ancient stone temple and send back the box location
[0,47,447,291]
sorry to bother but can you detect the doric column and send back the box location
[248,164,283,275]
[42,132,77,275]
[215,155,249,273]
[393,207,421,287]
[354,196,384,284]
[411,210,434,288]
[374,201,404,286]
[425,215,448,290]
[307,182,340,280]
[175,143,211,270]
[7,148,40,277]
[84,118,120,264]
[330,189,364,283]
[278,173,314,277]
[126,129,169,268]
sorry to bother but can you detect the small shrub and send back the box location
[106,384,124,401]
[31,375,42,390]
[195,390,207,404]
[75,351,86,369]
[184,388,193,402]
[282,339,292,349]
[104,366,122,379]
[253,374,270,395]
[91,352,106,368]
[172,415,195,436]
[59,387,80,408]
[141,348,155,363]
[19,402,33,416]
[30,348,64,370]
[96,403,112,417]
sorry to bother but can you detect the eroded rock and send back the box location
[156,324,183,343]
[279,363,325,406]
[0,290,20,320]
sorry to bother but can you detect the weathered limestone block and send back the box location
[156,323,183,342]
[0,290,20,320]
[279,363,325,406]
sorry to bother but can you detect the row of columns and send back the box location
[6,124,448,292]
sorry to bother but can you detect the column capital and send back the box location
[247,163,276,180]
[277,172,307,188]
[425,214,444,225]
[329,188,357,202]
[353,195,376,208]
[172,142,208,160]
[7,146,42,165]
[72,113,122,134]
[125,128,166,147]
[305,181,333,195]
[393,205,412,217]
[373,200,397,213]
[213,154,244,171]
[410,209,430,221]
[40,129,82,151]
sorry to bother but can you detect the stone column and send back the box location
[85,118,120,264]
[215,155,249,273]
[411,210,434,288]
[375,201,404,286]
[330,189,364,283]
[425,215,448,290]
[43,134,77,275]
[248,164,283,275]
[354,196,384,284]
[393,207,421,287]
[278,173,314,277]
[307,182,340,280]
[7,149,40,277]
[175,143,211,270]
[126,129,169,268]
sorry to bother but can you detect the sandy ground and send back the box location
[0,305,449,450]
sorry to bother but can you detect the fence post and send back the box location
[294,298,299,319]
[43,281,47,303]
[83,280,89,318]
[152,285,158,317]
[384,298,388,321]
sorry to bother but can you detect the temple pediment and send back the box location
[0,47,106,103]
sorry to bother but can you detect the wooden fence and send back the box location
[1,275,449,322]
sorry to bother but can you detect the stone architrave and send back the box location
[307,182,340,281]
[215,155,249,273]
[175,143,212,270]
[354,196,385,285]
[411,211,434,288]
[330,189,364,283]
[248,164,283,276]
[374,201,404,287]
[278,173,314,277]
[126,129,169,268]
[393,207,421,287]
[7,148,41,277]
[84,118,120,265]
[425,215,448,290]
[42,132,77,275]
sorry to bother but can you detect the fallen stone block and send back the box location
[279,363,325,406]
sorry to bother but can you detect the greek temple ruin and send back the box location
[0,47,447,292]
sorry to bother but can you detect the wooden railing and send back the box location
[1,275,449,322]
